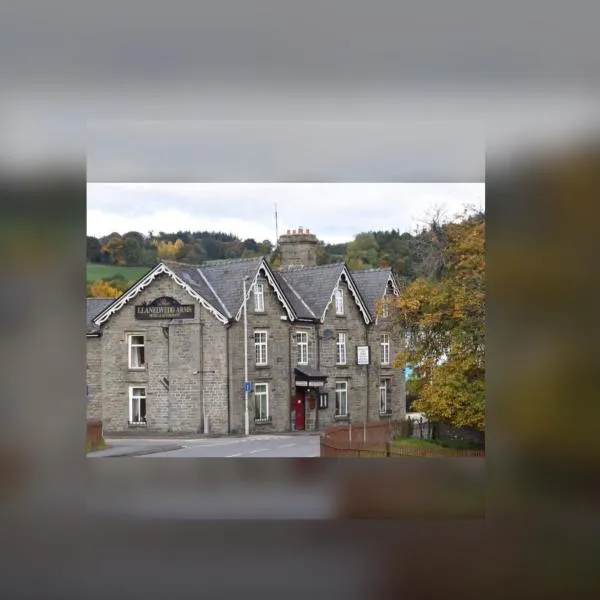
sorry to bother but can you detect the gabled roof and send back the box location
[87,298,114,334]
[350,268,399,317]
[199,256,265,319]
[87,257,402,332]
[271,271,316,320]
[276,263,371,325]
[276,263,346,320]
[92,263,230,327]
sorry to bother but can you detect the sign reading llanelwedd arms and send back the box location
[135,296,195,320]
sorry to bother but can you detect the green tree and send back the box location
[392,213,485,431]
[87,236,102,262]
[123,236,144,265]
[345,233,380,270]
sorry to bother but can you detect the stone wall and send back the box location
[367,305,406,423]
[91,273,229,435]
[86,337,103,421]
[228,271,293,434]
[317,274,370,428]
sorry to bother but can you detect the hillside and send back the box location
[86,211,484,297]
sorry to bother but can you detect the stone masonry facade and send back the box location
[87,228,406,435]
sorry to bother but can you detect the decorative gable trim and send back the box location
[92,263,229,327]
[234,259,297,322]
[321,265,371,325]
[386,272,401,296]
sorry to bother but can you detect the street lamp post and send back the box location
[243,276,250,436]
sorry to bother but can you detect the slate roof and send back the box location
[200,257,265,318]
[87,257,400,330]
[349,268,395,316]
[86,298,114,333]
[275,263,345,319]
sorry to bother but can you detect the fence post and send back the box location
[386,442,391,457]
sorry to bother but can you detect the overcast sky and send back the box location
[87,182,485,245]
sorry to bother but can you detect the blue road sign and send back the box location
[244,381,253,393]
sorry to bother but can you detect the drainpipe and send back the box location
[199,321,205,434]
[365,325,370,443]
[288,322,293,431]
[315,322,321,431]
[226,322,231,434]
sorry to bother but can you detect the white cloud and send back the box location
[87,182,485,243]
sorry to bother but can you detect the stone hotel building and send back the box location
[86,228,406,435]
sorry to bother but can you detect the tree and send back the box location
[101,234,125,265]
[123,236,144,265]
[87,280,122,298]
[391,213,485,431]
[87,236,102,262]
[345,233,380,270]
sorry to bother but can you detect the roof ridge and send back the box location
[278,262,344,272]
[351,267,391,273]
[201,256,265,266]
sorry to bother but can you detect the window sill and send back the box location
[334,414,350,421]
[254,417,272,425]
[128,421,147,427]
[379,411,393,418]
[254,364,270,370]
[128,367,147,372]
[335,364,349,368]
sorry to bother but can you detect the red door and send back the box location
[293,394,305,430]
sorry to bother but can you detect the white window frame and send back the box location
[254,330,268,366]
[380,333,390,365]
[336,332,347,365]
[129,386,147,425]
[335,381,348,417]
[254,382,269,421]
[127,333,146,369]
[379,378,391,414]
[254,282,265,312]
[296,331,309,365]
[334,287,344,315]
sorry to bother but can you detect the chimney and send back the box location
[277,226,319,269]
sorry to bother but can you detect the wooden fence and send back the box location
[320,420,485,458]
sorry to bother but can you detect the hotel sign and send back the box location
[135,296,195,320]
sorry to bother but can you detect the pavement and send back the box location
[88,433,321,458]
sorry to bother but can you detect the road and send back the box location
[89,433,321,458]
[141,434,320,457]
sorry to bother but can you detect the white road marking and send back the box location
[249,448,268,454]
[279,443,296,448]
[226,453,242,457]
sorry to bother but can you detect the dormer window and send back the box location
[334,287,344,315]
[254,282,264,312]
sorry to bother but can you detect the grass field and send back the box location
[87,263,150,282]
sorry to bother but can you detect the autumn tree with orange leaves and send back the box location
[389,211,485,431]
